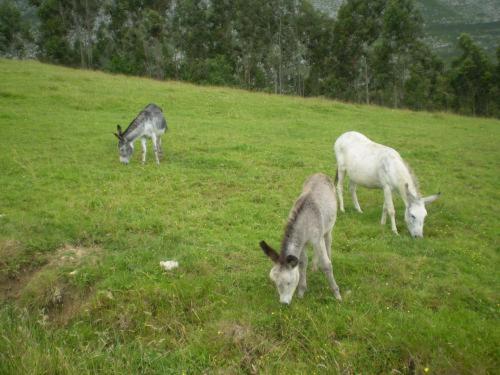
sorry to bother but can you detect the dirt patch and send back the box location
[0,239,21,258]
[0,239,31,299]
[48,244,102,268]
[219,322,252,345]
[0,239,23,276]
[0,244,101,325]
[216,321,276,374]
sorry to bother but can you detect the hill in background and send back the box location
[310,0,500,62]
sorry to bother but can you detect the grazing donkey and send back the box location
[260,173,342,305]
[114,103,167,164]
[334,131,440,237]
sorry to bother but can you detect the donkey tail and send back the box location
[334,168,339,185]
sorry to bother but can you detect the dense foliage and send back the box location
[1,0,499,117]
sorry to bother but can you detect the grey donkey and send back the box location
[114,103,168,164]
[260,173,342,305]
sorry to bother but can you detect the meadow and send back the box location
[0,58,498,374]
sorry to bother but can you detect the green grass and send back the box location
[0,58,499,374]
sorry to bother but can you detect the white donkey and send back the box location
[260,173,342,305]
[334,131,440,237]
[114,103,167,165]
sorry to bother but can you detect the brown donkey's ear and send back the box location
[260,241,280,263]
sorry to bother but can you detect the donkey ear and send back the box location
[117,124,123,135]
[259,241,280,263]
[423,192,441,205]
[286,255,299,268]
[113,132,121,139]
[405,183,418,203]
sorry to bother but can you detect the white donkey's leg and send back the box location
[151,133,160,165]
[314,238,341,301]
[324,230,332,261]
[297,250,308,298]
[383,186,398,234]
[141,138,147,164]
[381,201,387,225]
[336,168,346,213]
[349,181,363,213]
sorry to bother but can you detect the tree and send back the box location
[328,0,387,102]
[450,34,494,116]
[374,0,424,108]
[403,42,445,111]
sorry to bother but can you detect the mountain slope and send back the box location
[309,0,500,61]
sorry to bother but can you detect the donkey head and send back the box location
[404,184,440,238]
[114,125,133,164]
[260,241,299,305]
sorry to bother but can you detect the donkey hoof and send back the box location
[298,288,307,298]
[334,290,342,301]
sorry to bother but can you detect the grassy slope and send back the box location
[0,59,498,374]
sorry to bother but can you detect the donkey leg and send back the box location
[311,250,319,272]
[383,186,398,234]
[381,201,387,225]
[141,138,147,164]
[336,169,346,213]
[151,134,160,165]
[349,181,363,213]
[297,251,308,298]
[324,230,332,261]
[314,239,341,301]
[157,136,164,159]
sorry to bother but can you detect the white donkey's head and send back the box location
[260,241,299,305]
[404,184,440,238]
[114,125,134,164]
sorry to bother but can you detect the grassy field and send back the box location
[0,58,498,374]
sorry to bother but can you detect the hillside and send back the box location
[0,59,499,373]
[310,0,500,61]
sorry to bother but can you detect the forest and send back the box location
[1,0,499,117]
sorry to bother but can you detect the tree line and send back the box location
[1,0,499,117]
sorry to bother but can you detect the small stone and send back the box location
[160,260,179,271]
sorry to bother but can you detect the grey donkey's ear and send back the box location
[117,124,123,135]
[260,241,280,263]
[423,192,441,205]
[286,255,299,268]
[113,132,121,139]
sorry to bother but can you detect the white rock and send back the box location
[160,260,179,271]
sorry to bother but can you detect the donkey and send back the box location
[114,103,168,165]
[334,131,440,237]
[260,173,342,305]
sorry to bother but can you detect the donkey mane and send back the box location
[403,159,420,197]
[280,194,310,262]
[122,104,161,137]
